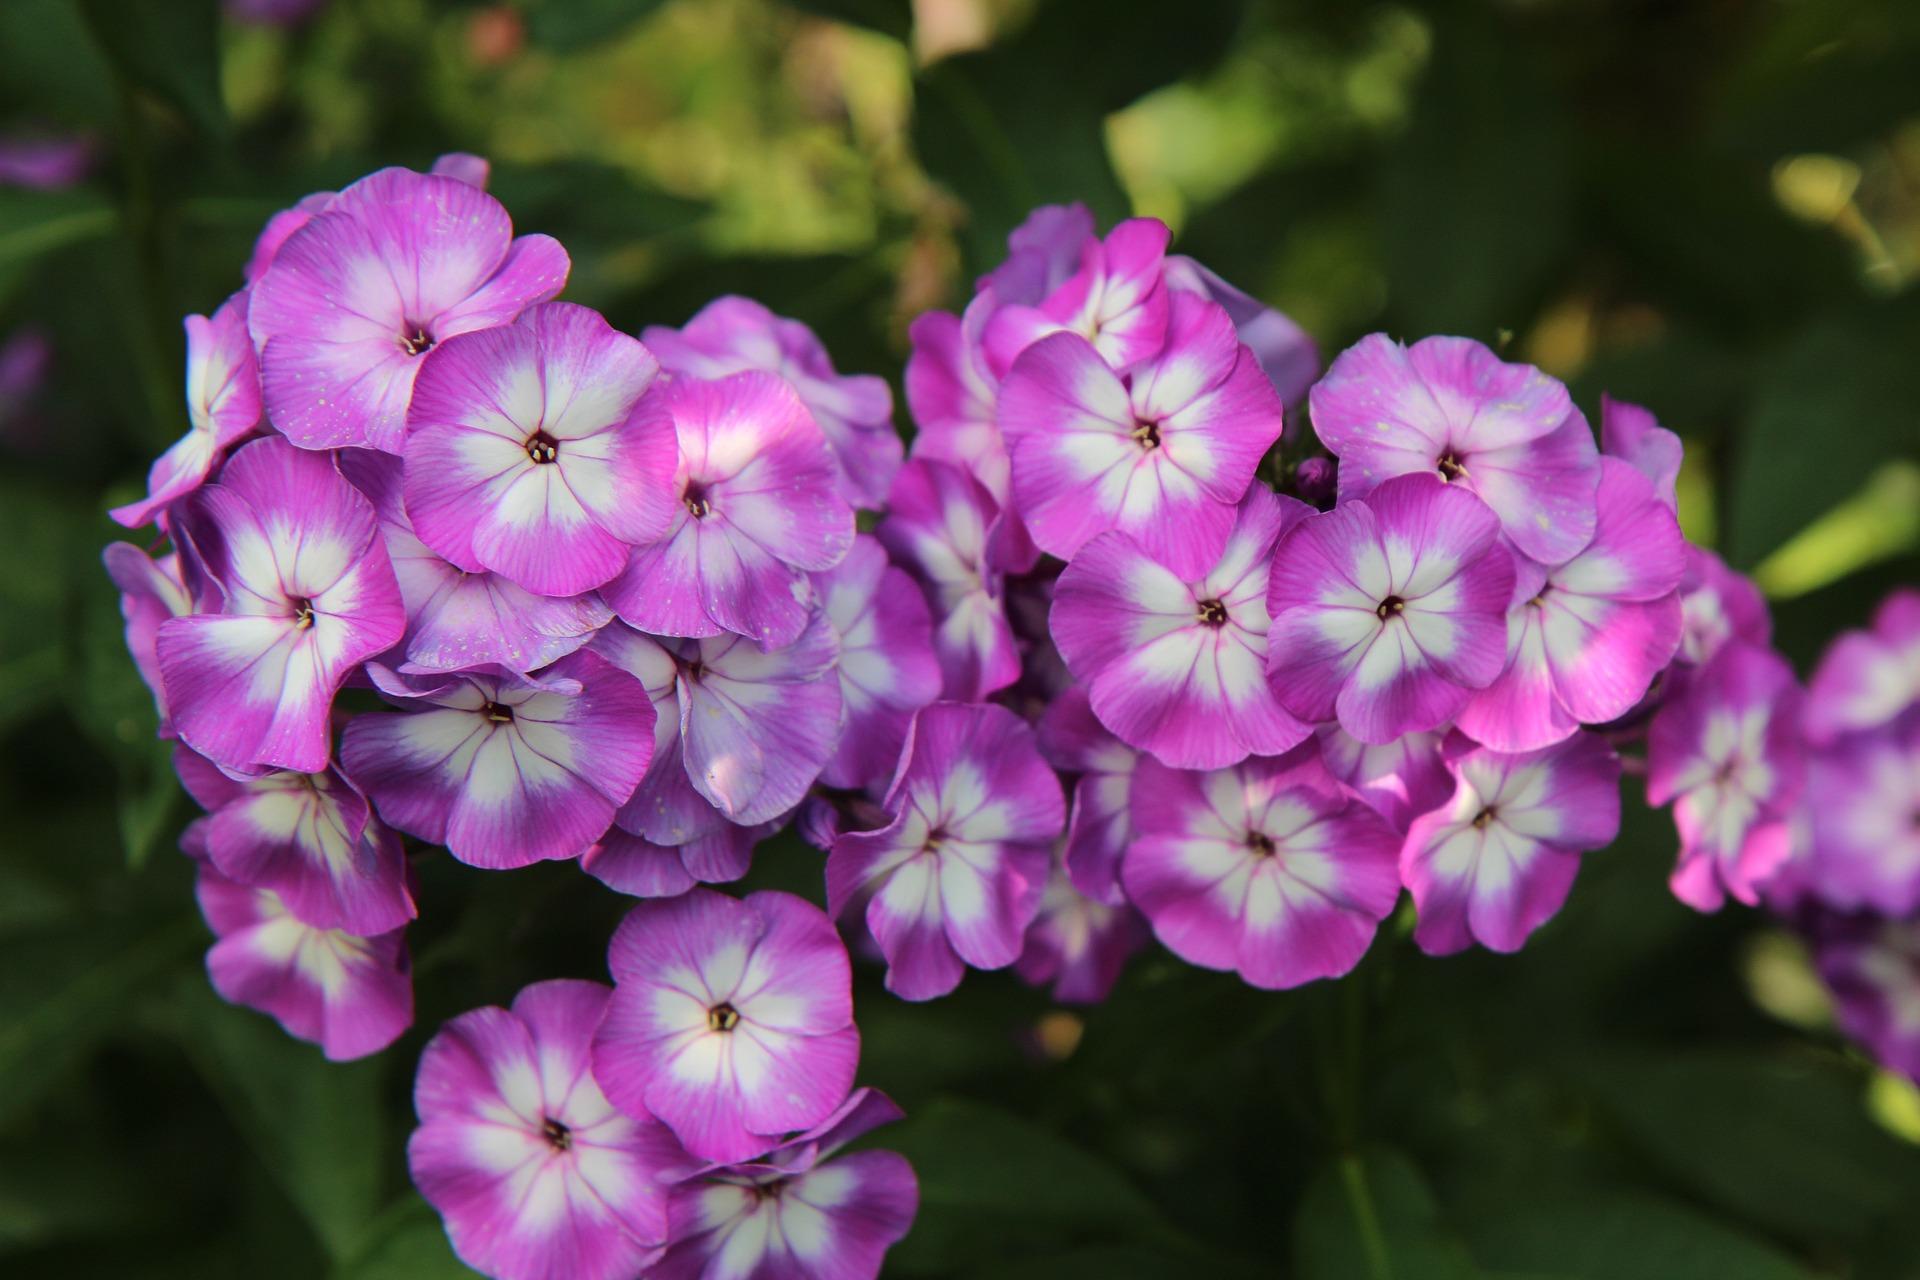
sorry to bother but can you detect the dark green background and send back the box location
[3,0,1919,1275]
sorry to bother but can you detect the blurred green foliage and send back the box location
[2,0,1919,1274]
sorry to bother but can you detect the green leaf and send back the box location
[0,189,117,274]
[332,1205,477,1280]
[171,980,390,1263]
[76,0,228,137]
[1293,1148,1483,1280]
[1462,1191,1810,1280]
[519,0,667,52]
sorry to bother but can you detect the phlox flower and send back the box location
[248,166,568,452]
[812,535,942,790]
[174,746,414,935]
[605,371,854,650]
[1400,732,1622,955]
[980,202,1097,306]
[983,217,1169,375]
[404,302,679,597]
[1265,472,1516,744]
[1037,686,1139,906]
[1599,394,1682,510]
[110,290,262,529]
[1315,725,1450,833]
[1805,588,1920,743]
[1456,458,1686,751]
[157,437,404,774]
[1015,855,1149,1004]
[409,979,688,1280]
[1050,484,1313,768]
[905,291,1011,507]
[651,1089,919,1280]
[997,291,1285,577]
[339,451,611,674]
[1308,334,1601,564]
[592,889,860,1164]
[1123,747,1402,989]
[1648,643,1804,911]
[827,703,1065,1001]
[643,296,902,509]
[193,859,412,1061]
[876,459,1022,701]
[1162,254,1319,408]
[340,651,655,869]
[1801,711,1920,915]
[1677,545,1770,668]
[1808,915,1920,1085]
[103,542,205,731]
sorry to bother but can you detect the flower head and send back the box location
[1799,711,1920,915]
[1037,686,1139,906]
[1315,725,1450,833]
[983,217,1170,376]
[812,535,943,790]
[1599,394,1682,510]
[103,542,204,731]
[1808,915,1920,1085]
[1163,254,1319,409]
[1805,588,1920,744]
[409,979,689,1280]
[592,889,860,1164]
[1016,855,1149,1004]
[1677,545,1771,668]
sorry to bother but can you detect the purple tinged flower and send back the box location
[1163,255,1320,408]
[1316,725,1450,833]
[174,746,415,935]
[430,151,491,189]
[103,542,202,731]
[1037,686,1139,906]
[905,291,1011,504]
[651,1088,919,1280]
[592,889,861,1164]
[813,535,942,790]
[981,202,1097,306]
[1600,394,1682,511]
[194,860,412,1060]
[1648,643,1805,911]
[1800,711,1920,915]
[157,437,404,774]
[1265,472,1517,744]
[409,980,688,1280]
[604,372,855,649]
[1123,748,1402,989]
[1809,915,1920,1084]
[1805,588,1920,744]
[1456,458,1687,751]
[402,302,677,597]
[248,166,569,453]
[643,296,902,509]
[1401,732,1622,955]
[581,823,769,900]
[1677,545,1770,668]
[997,292,1285,577]
[876,459,1021,701]
[1015,854,1149,1004]
[0,131,93,190]
[983,217,1170,376]
[1050,484,1314,769]
[339,451,611,674]
[340,651,655,870]
[1308,334,1601,564]
[110,290,263,529]
[827,703,1066,1001]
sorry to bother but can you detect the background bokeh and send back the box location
[3,0,1920,1275]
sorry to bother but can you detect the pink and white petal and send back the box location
[1465,412,1602,566]
[605,519,724,640]
[694,526,816,650]
[1601,395,1683,509]
[583,828,700,899]
[1542,591,1683,726]
[865,858,969,1001]
[937,840,1048,972]
[1122,834,1250,974]
[1552,459,1686,603]
[1049,530,1193,683]
[432,231,571,336]
[732,1021,861,1141]
[1455,610,1577,752]
[733,890,854,1035]
[159,617,333,773]
[1335,626,1473,744]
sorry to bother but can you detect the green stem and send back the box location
[1339,1153,1394,1280]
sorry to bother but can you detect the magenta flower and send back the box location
[1805,588,1920,744]
[1678,545,1771,668]
[1456,459,1686,751]
[582,823,771,900]
[605,372,854,649]
[1801,712,1920,915]
[827,703,1065,1001]
[1316,725,1450,833]
[1648,643,1804,911]
[983,217,1170,375]
[175,746,414,935]
[592,889,860,1164]
[1809,915,1920,1084]
[339,451,611,674]
[905,292,1012,510]
[981,202,1097,306]
[403,302,678,597]
[193,860,412,1060]
[1037,686,1139,906]
[103,542,204,731]
[1163,255,1319,408]
[341,652,654,870]
[157,437,404,774]
[110,290,262,529]
[813,535,942,790]
[643,296,902,509]
[1051,484,1314,769]
[651,1089,919,1280]
[998,292,1285,577]
[1308,334,1601,564]
[1600,394,1682,510]
[1123,748,1402,989]
[1016,856,1149,1004]
[1265,472,1516,744]
[409,980,689,1280]
[876,459,1022,701]
[248,166,569,452]
[1401,732,1622,955]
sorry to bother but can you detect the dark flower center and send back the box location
[483,701,514,724]
[1196,598,1229,628]
[1377,595,1406,621]
[684,485,712,519]
[751,1179,788,1203]
[399,322,436,357]
[707,1002,741,1032]
[290,597,316,629]
[680,658,704,684]
[1436,452,1466,481]
[525,430,560,465]
[1472,806,1498,830]
[541,1117,572,1151]
[1246,831,1276,857]
[922,825,949,854]
[1131,418,1161,450]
